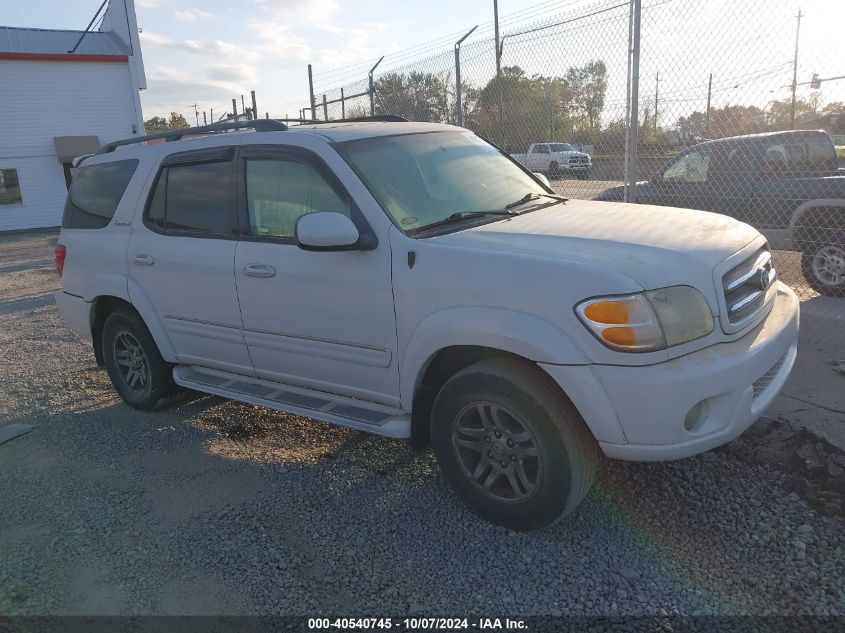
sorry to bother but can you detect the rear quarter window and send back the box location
[62,159,139,229]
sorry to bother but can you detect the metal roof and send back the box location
[0,26,129,56]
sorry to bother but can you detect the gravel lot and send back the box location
[1,231,844,617]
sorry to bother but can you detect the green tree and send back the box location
[143,116,168,134]
[167,112,190,129]
[144,112,190,135]
[373,71,451,123]
[565,60,608,135]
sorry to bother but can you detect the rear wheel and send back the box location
[102,308,176,410]
[801,238,845,297]
[548,162,561,179]
[430,357,598,530]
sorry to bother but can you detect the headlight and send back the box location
[576,286,714,352]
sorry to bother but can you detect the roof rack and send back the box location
[97,119,288,154]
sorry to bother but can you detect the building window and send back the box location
[0,169,22,206]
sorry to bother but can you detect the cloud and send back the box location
[140,31,260,63]
[174,8,218,21]
[316,22,389,68]
[136,0,158,7]
[252,0,338,22]
[245,21,312,61]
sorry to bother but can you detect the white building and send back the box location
[0,0,146,231]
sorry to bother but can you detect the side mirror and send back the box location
[533,172,551,188]
[295,212,362,251]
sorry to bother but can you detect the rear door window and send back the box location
[144,157,236,236]
[62,159,138,229]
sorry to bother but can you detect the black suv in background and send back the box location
[594,130,845,296]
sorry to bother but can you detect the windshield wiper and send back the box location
[505,192,567,210]
[412,210,517,234]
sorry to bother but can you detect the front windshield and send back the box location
[549,143,576,152]
[337,131,546,232]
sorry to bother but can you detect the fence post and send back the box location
[454,26,478,128]
[251,90,258,122]
[308,64,316,121]
[369,56,384,116]
[624,0,641,203]
[341,88,346,119]
[232,98,238,122]
[323,94,328,121]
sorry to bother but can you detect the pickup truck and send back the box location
[512,143,591,179]
[594,130,845,296]
[55,118,798,530]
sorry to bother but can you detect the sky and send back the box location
[3,0,843,126]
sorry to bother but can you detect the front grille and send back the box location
[752,353,786,400]
[722,246,776,326]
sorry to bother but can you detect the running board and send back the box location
[172,366,410,438]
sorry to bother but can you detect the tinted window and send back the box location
[145,160,235,235]
[62,159,138,229]
[245,158,351,238]
[0,168,22,206]
[804,133,836,172]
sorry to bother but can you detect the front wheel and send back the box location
[430,357,598,530]
[548,162,561,179]
[102,308,177,410]
[801,240,845,297]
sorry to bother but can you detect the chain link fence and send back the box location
[306,0,844,347]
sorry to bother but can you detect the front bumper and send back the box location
[541,282,799,461]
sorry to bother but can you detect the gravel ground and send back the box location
[0,231,844,617]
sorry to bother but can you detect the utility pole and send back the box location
[653,70,659,139]
[493,0,501,77]
[790,8,802,129]
[705,73,712,137]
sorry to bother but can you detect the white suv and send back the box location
[55,117,799,530]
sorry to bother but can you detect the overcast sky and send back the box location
[4,0,842,125]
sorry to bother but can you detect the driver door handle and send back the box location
[133,254,154,266]
[244,264,276,278]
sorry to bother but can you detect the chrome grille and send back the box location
[752,353,786,400]
[722,246,776,326]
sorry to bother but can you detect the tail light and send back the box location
[54,244,66,277]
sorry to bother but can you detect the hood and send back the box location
[432,199,761,294]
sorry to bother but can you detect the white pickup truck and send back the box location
[55,118,798,531]
[512,142,591,179]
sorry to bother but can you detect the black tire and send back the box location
[430,357,598,531]
[801,238,845,297]
[548,162,561,179]
[102,308,176,411]
[578,170,590,181]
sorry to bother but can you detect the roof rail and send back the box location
[97,119,288,154]
[305,115,410,124]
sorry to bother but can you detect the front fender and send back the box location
[400,306,589,408]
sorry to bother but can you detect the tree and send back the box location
[143,116,168,134]
[564,60,608,135]
[144,112,190,135]
[167,112,189,129]
[373,72,451,123]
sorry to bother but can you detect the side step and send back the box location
[173,366,410,438]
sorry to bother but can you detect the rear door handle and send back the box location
[244,264,276,278]
[133,255,154,266]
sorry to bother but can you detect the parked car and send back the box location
[594,130,845,296]
[55,117,798,530]
[511,142,591,179]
